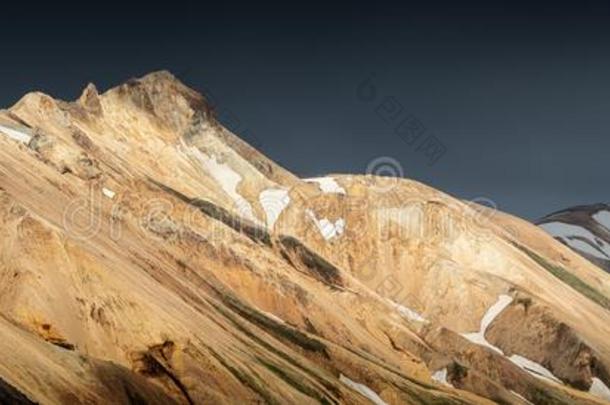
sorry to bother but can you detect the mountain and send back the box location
[0,71,609,404]
[538,204,610,273]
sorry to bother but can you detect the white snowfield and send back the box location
[390,300,428,323]
[340,374,388,405]
[593,210,610,231]
[190,148,258,223]
[540,221,610,259]
[461,331,504,354]
[259,188,290,228]
[304,177,346,195]
[589,377,610,402]
[306,209,345,241]
[431,368,453,387]
[0,124,32,144]
[568,239,609,260]
[479,294,513,333]
[462,294,513,355]
[462,294,566,386]
[509,355,562,384]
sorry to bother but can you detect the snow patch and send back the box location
[563,239,608,260]
[190,148,258,222]
[509,355,562,384]
[102,188,116,199]
[593,210,610,231]
[461,294,512,354]
[306,209,345,241]
[305,177,346,194]
[340,374,388,405]
[259,188,290,229]
[0,124,32,144]
[480,294,513,332]
[589,377,610,402]
[460,295,565,386]
[390,300,427,323]
[461,332,503,354]
[540,221,610,259]
[431,368,453,387]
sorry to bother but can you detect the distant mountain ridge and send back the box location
[538,203,610,273]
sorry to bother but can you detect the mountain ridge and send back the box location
[0,71,608,404]
[538,203,610,274]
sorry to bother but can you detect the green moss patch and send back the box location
[513,242,610,311]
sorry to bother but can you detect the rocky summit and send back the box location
[0,71,609,404]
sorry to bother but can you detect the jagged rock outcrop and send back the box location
[0,71,608,404]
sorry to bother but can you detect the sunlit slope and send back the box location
[0,71,607,404]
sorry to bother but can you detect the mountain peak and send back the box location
[0,73,609,404]
[137,69,180,84]
[105,71,213,132]
[78,83,102,114]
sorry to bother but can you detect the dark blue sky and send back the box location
[1,1,608,220]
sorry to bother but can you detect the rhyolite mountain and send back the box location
[0,71,609,404]
[538,204,610,274]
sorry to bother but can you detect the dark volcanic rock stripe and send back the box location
[0,377,36,404]
[149,179,272,246]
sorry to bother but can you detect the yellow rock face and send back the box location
[0,71,608,404]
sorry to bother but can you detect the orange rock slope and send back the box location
[0,71,608,404]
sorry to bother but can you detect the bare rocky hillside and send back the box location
[0,71,608,404]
